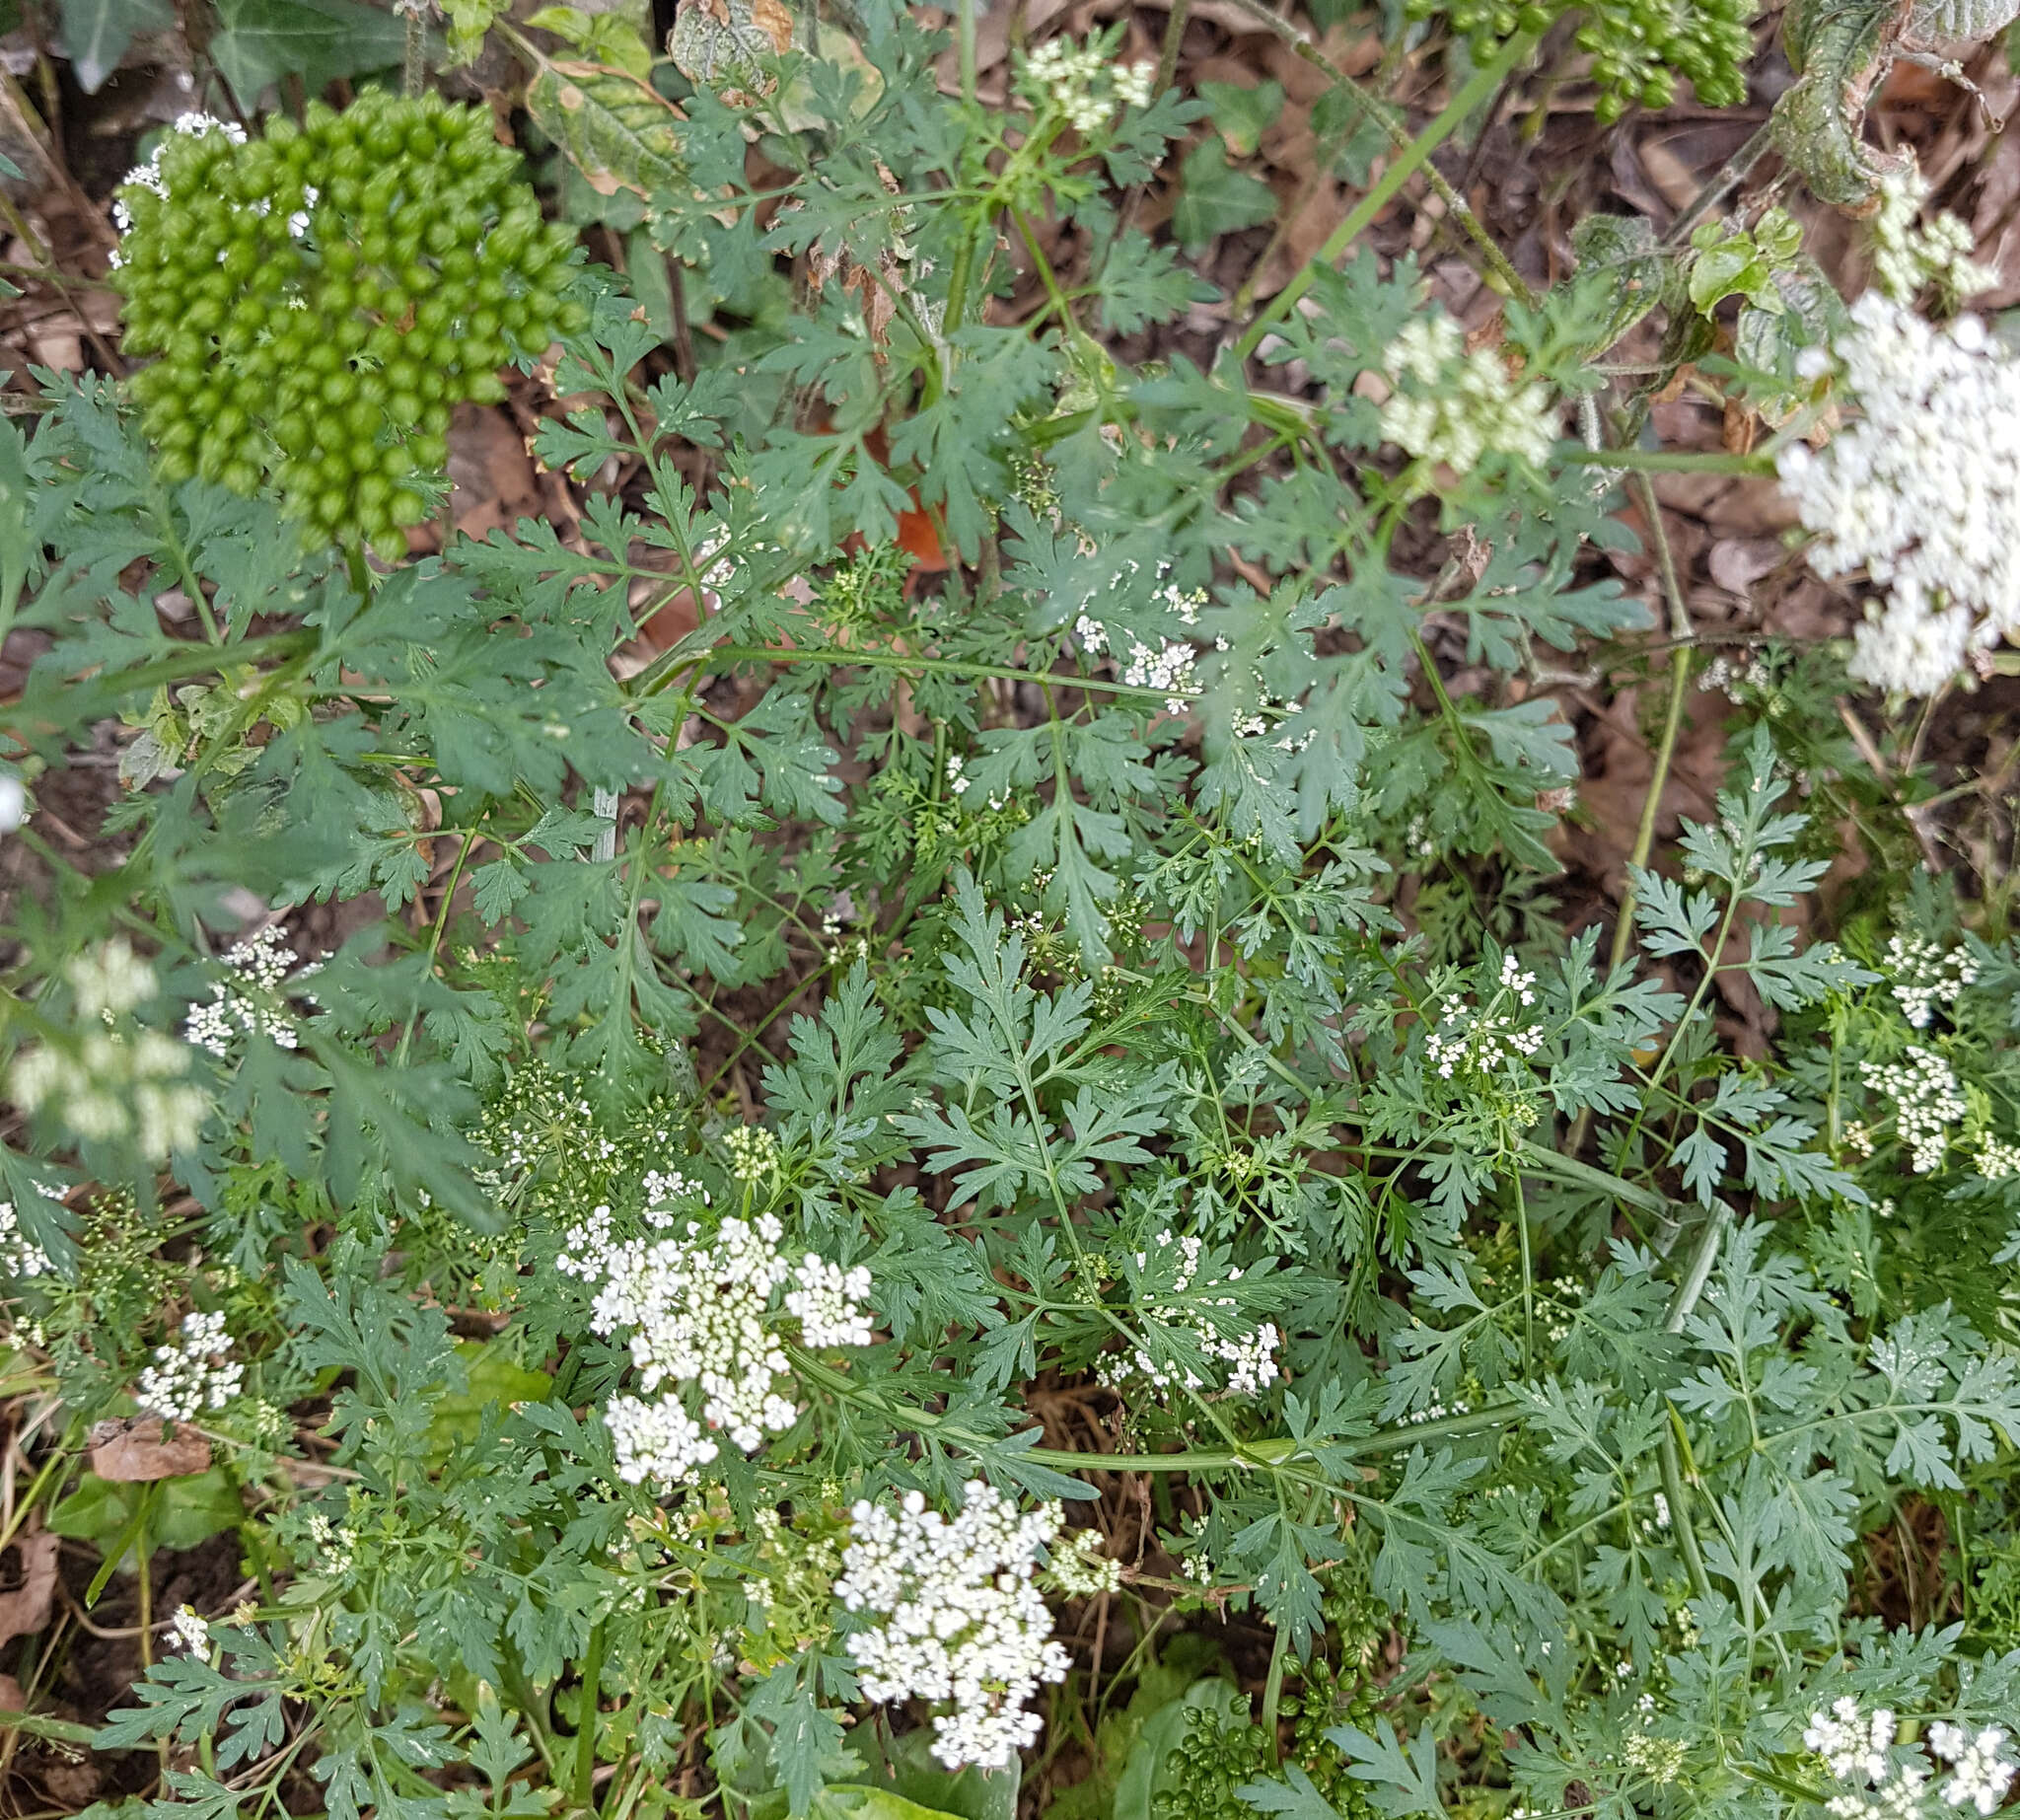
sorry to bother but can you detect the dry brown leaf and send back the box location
[88,1418,212,1482]
[0,1532,57,1650]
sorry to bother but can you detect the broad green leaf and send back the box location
[59,0,169,89]
[1172,138,1276,254]
[210,0,408,109]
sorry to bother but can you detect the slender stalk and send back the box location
[1260,1620,1290,1766]
[1661,120,1774,248]
[403,3,426,97]
[1154,0,1190,99]
[1218,0,1537,308]
[1657,1206,1727,1604]
[1558,446,1771,474]
[1608,472,1695,973]
[957,0,977,107]
[573,1619,606,1811]
[1232,33,1535,366]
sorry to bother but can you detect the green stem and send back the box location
[573,1619,606,1811]
[1656,1206,1727,1605]
[1232,33,1535,366]
[1557,446,1772,475]
[1609,472,1695,974]
[629,641,1193,707]
[1260,1620,1289,1767]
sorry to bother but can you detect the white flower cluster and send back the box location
[0,1202,53,1282]
[1021,37,1152,132]
[1069,563,1203,718]
[1114,1231,1280,1398]
[837,1482,1071,1770]
[307,1510,358,1574]
[565,1199,872,1491]
[1882,935,1977,1030]
[1871,160,1996,307]
[1805,1700,2018,1819]
[12,940,208,1158]
[137,1311,245,1422]
[1777,296,2020,696]
[1425,953,1544,1081]
[1380,314,1555,475]
[786,1254,875,1348]
[168,1604,215,1662]
[185,926,320,1056]
[1976,1135,2020,1181]
[1928,1722,2018,1816]
[1119,636,1198,714]
[1859,1046,1966,1173]
[1809,1699,1900,1784]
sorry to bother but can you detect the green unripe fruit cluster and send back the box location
[113,91,588,557]
[1407,0,1755,126]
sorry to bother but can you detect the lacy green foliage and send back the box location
[8,7,2020,1820]
[115,91,581,554]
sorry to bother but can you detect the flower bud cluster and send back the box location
[1858,1046,1966,1174]
[563,1187,872,1490]
[1882,934,1977,1031]
[1380,314,1555,476]
[1777,296,2020,695]
[137,1311,245,1422]
[837,1481,1070,1770]
[1871,161,1995,308]
[185,925,321,1056]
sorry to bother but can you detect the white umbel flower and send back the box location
[0,1202,52,1281]
[605,1393,718,1487]
[568,1199,872,1491]
[1380,314,1555,475]
[837,1482,1070,1770]
[168,1604,215,1662]
[1806,1698,1899,1784]
[1019,37,1146,132]
[1883,934,1977,1029]
[185,925,320,1056]
[786,1255,874,1348]
[1859,1045,1966,1173]
[1778,297,2020,695]
[136,1311,244,1422]
[1106,1231,1281,1399]
[1928,1721,2018,1815]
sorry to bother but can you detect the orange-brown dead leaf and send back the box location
[0,1531,57,1650]
[88,1418,213,1482]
